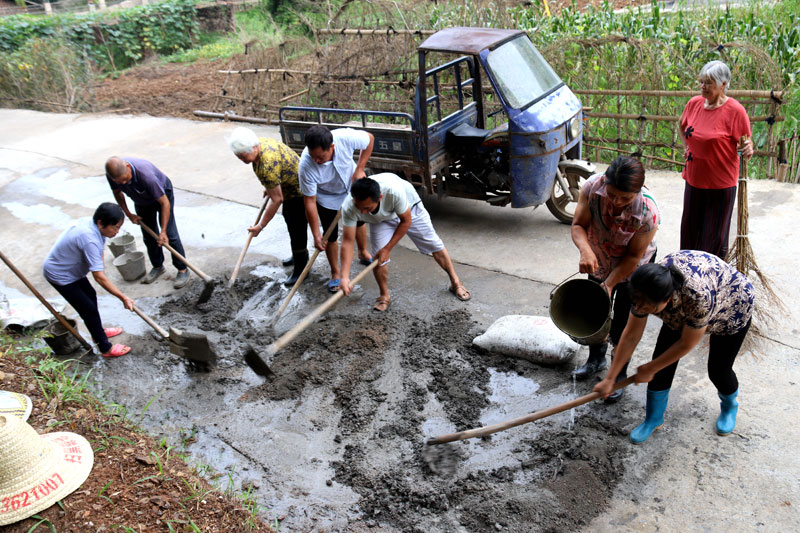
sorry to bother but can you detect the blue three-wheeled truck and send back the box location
[279,27,595,223]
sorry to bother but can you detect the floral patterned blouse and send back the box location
[583,173,660,281]
[655,251,754,335]
[252,138,301,199]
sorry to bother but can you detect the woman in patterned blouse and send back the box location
[594,250,754,444]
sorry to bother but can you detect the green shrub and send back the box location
[0,36,94,112]
[0,0,199,71]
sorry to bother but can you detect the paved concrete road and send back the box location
[1,109,799,530]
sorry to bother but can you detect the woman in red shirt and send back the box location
[679,60,753,259]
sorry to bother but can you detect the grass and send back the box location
[1,329,276,531]
[161,6,283,64]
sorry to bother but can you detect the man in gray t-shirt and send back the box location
[298,125,374,293]
[339,173,470,311]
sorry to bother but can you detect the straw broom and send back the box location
[727,140,784,337]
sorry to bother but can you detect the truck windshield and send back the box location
[486,37,563,110]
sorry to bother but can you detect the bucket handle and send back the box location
[549,272,616,320]
[549,272,581,299]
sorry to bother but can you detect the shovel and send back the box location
[138,223,216,304]
[426,375,635,445]
[0,250,93,352]
[246,259,378,377]
[132,304,217,367]
[229,196,270,287]
[271,210,342,326]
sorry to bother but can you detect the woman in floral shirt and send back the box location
[594,250,754,443]
[570,156,660,404]
[228,127,310,286]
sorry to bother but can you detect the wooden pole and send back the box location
[267,261,379,356]
[777,139,788,182]
[229,196,270,287]
[585,112,782,123]
[316,29,435,36]
[427,376,637,445]
[574,89,783,99]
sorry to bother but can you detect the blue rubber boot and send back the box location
[630,388,670,444]
[716,389,739,436]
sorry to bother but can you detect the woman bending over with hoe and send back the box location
[594,250,754,443]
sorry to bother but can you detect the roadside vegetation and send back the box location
[2,0,795,175]
[0,329,276,532]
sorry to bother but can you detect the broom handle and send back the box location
[272,210,342,323]
[426,375,636,445]
[0,250,93,350]
[268,260,378,354]
[139,223,212,282]
[229,196,270,287]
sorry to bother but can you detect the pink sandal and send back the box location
[102,344,131,358]
[104,327,123,339]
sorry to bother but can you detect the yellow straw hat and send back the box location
[0,415,94,526]
[0,390,32,422]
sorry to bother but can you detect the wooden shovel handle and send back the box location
[268,259,378,355]
[0,250,93,350]
[229,196,270,287]
[426,375,637,445]
[138,223,211,282]
[271,210,342,324]
[132,305,169,339]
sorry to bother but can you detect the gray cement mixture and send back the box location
[84,272,666,532]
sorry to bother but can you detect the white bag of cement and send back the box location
[473,315,579,365]
[0,294,66,329]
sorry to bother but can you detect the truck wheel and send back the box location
[545,164,592,224]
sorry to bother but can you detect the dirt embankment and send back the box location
[94,59,229,120]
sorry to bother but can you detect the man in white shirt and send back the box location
[339,173,471,311]
[299,125,374,293]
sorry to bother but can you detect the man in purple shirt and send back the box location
[105,156,190,288]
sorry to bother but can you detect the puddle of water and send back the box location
[4,170,108,210]
[1,201,76,229]
[1,168,301,260]
[484,367,541,422]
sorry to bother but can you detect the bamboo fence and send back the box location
[208,31,790,176]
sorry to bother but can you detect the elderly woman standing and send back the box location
[228,127,310,286]
[43,203,134,358]
[570,156,660,403]
[679,60,753,259]
[594,250,755,444]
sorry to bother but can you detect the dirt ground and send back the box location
[94,58,230,120]
[0,334,273,533]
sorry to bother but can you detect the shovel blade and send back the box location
[244,345,274,378]
[169,327,217,365]
[197,281,216,304]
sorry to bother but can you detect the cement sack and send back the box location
[473,315,579,365]
[0,294,66,329]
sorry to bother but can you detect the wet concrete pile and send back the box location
[91,273,639,531]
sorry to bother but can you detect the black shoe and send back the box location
[571,342,608,381]
[604,356,629,404]
[571,357,608,381]
[283,250,309,287]
[282,255,294,267]
[604,387,625,404]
